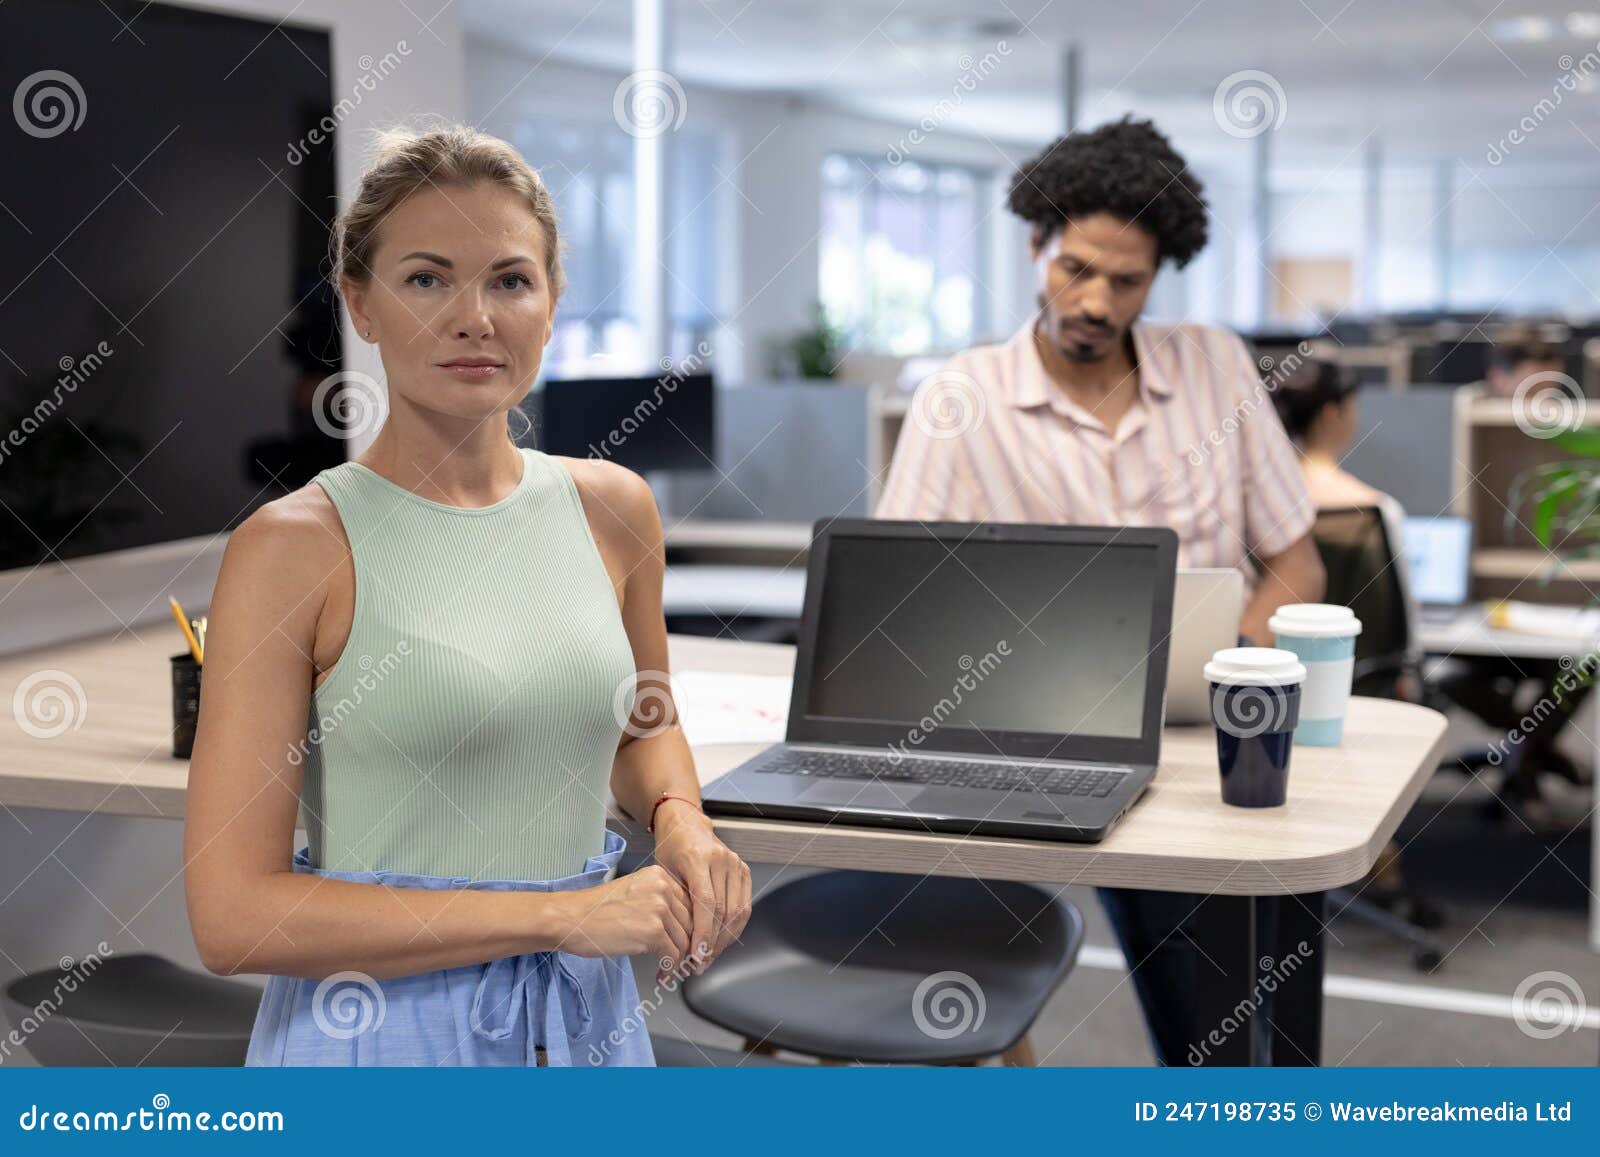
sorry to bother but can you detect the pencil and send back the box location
[170,596,204,664]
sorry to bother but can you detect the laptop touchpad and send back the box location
[795,780,927,810]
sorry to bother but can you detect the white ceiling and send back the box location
[463,0,1600,176]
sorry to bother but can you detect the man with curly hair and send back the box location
[877,117,1326,1066]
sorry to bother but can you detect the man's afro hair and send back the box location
[1007,116,1209,269]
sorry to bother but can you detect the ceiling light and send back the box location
[1489,15,1557,42]
[881,15,1023,44]
[1566,11,1600,36]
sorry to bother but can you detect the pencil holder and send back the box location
[171,653,202,759]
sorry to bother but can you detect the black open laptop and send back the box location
[701,519,1177,842]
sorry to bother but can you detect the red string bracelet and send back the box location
[647,793,702,834]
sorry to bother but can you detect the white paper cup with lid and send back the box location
[1267,603,1362,746]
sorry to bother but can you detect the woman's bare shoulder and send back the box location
[1304,463,1384,510]
[551,456,662,554]
[220,480,349,599]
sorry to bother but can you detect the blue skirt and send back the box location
[244,830,657,1067]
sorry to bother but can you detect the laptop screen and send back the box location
[802,530,1163,743]
[1402,516,1471,606]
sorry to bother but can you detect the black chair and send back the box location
[681,870,1085,1065]
[649,1033,796,1066]
[1312,506,1447,971]
[3,954,261,1066]
[1311,506,1420,699]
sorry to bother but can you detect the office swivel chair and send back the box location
[1312,505,1447,971]
[1312,506,1419,698]
[3,954,260,1065]
[681,871,1085,1065]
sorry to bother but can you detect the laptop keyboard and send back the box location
[755,749,1130,798]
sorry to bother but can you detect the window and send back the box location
[513,120,722,371]
[820,153,992,356]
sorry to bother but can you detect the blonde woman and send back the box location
[183,124,751,1066]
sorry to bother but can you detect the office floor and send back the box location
[646,715,1600,1067]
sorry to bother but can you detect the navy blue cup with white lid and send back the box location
[1204,647,1307,808]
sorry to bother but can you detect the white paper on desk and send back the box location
[1499,600,1600,639]
[671,670,790,746]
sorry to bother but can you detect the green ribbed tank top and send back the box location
[299,447,636,882]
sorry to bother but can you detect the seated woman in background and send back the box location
[1270,356,1420,692]
[1272,357,1390,508]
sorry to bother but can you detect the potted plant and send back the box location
[784,304,847,380]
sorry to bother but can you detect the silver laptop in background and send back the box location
[1162,568,1246,727]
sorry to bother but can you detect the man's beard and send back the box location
[1036,307,1118,364]
[1058,330,1113,363]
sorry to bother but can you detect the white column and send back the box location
[1434,159,1454,309]
[632,0,670,368]
[1060,43,1081,134]
[1248,129,1273,328]
[1362,137,1382,313]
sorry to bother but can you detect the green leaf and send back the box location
[1554,428,1600,457]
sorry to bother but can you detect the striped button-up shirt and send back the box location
[875,319,1315,593]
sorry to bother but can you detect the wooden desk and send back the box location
[0,631,1452,1066]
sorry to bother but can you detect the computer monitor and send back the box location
[531,374,715,472]
[0,0,341,573]
[1402,515,1472,607]
[1412,340,1491,384]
